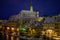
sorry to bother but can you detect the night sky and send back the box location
[1,0,60,19]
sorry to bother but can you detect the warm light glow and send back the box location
[6,34,8,40]
[41,31,45,35]
[37,17,43,22]
[32,29,36,33]
[46,29,53,37]
[29,28,36,35]
[46,29,53,33]
[11,27,14,30]
[7,27,10,30]
[17,28,19,31]
[45,29,57,37]
[0,25,2,29]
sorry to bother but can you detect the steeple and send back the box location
[30,2,33,12]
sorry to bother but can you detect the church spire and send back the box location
[30,2,33,12]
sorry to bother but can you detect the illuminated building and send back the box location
[43,15,60,37]
[20,2,39,19]
[9,3,39,22]
[6,2,60,39]
[55,16,60,36]
[43,17,55,30]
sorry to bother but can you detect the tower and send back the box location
[30,2,33,12]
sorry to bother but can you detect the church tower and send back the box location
[30,2,39,18]
[30,2,33,12]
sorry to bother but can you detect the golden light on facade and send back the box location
[11,27,14,31]
[53,36,60,40]
[41,31,45,35]
[7,27,10,30]
[46,29,53,33]
[45,29,57,37]
[32,29,36,33]
[17,28,19,31]
[28,28,36,35]
[37,17,44,22]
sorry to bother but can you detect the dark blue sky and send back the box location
[1,0,60,19]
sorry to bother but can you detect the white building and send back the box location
[9,3,39,21]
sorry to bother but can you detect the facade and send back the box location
[42,15,60,37]
[9,3,39,22]
[9,3,40,28]
[20,10,38,18]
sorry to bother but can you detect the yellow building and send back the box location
[55,22,60,36]
[43,23,55,30]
